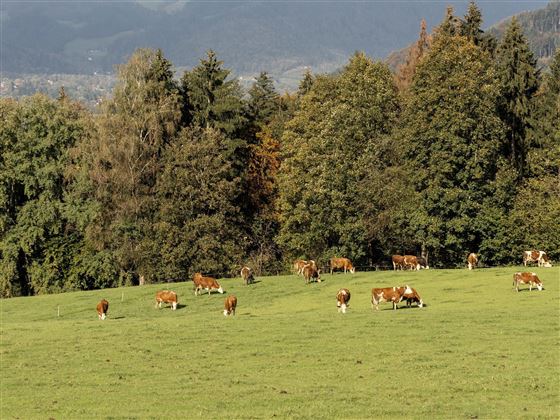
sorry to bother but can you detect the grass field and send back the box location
[1,267,559,419]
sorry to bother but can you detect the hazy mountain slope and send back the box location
[1,0,549,82]
[387,1,558,72]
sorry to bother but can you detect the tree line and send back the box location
[1,4,559,296]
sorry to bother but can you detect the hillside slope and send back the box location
[0,1,548,81]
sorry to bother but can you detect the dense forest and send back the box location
[1,4,559,297]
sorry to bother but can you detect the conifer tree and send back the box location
[181,50,245,136]
[247,72,279,126]
[395,19,431,93]
[460,1,497,54]
[297,69,314,97]
[495,17,539,180]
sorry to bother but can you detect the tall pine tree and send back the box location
[495,17,539,180]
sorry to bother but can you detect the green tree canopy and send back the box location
[277,52,399,263]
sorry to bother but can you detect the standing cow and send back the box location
[467,253,478,270]
[336,288,351,313]
[97,299,109,320]
[302,263,321,284]
[193,273,224,295]
[371,286,407,311]
[293,259,308,276]
[155,290,178,310]
[330,257,355,274]
[523,250,552,268]
[513,272,543,292]
[224,295,237,316]
[240,266,255,285]
[392,255,405,270]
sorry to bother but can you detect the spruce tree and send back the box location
[181,50,246,136]
[495,17,539,180]
[247,72,279,126]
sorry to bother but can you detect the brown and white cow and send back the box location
[193,273,224,296]
[336,288,351,313]
[155,290,178,310]
[401,286,424,308]
[416,256,429,270]
[293,259,308,276]
[330,257,355,274]
[302,263,321,284]
[467,253,478,270]
[371,286,406,311]
[240,266,255,285]
[97,299,109,320]
[403,255,421,271]
[513,272,543,292]
[224,295,237,316]
[392,255,405,270]
[523,250,552,268]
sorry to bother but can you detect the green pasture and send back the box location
[1,267,559,419]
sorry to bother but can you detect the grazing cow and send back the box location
[193,273,224,296]
[97,299,109,320]
[371,286,407,311]
[513,272,543,292]
[467,253,478,270]
[155,290,178,310]
[336,288,351,313]
[523,250,552,268]
[392,255,405,270]
[330,257,355,274]
[416,256,429,270]
[302,263,321,284]
[241,266,255,285]
[224,295,237,316]
[403,255,421,271]
[293,259,308,276]
[401,286,424,308]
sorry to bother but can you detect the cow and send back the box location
[193,273,224,296]
[523,250,552,268]
[371,286,407,311]
[401,286,424,308]
[416,256,429,270]
[293,259,308,276]
[96,299,109,320]
[513,272,543,292]
[467,253,478,270]
[224,295,237,316]
[336,288,351,313]
[392,255,405,270]
[330,257,355,274]
[155,290,178,310]
[403,255,420,271]
[302,263,321,284]
[240,266,255,285]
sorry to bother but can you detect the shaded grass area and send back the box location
[1,267,559,418]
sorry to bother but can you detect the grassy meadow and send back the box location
[1,266,559,419]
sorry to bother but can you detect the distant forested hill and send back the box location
[489,1,559,66]
[388,1,559,71]
[0,0,549,88]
